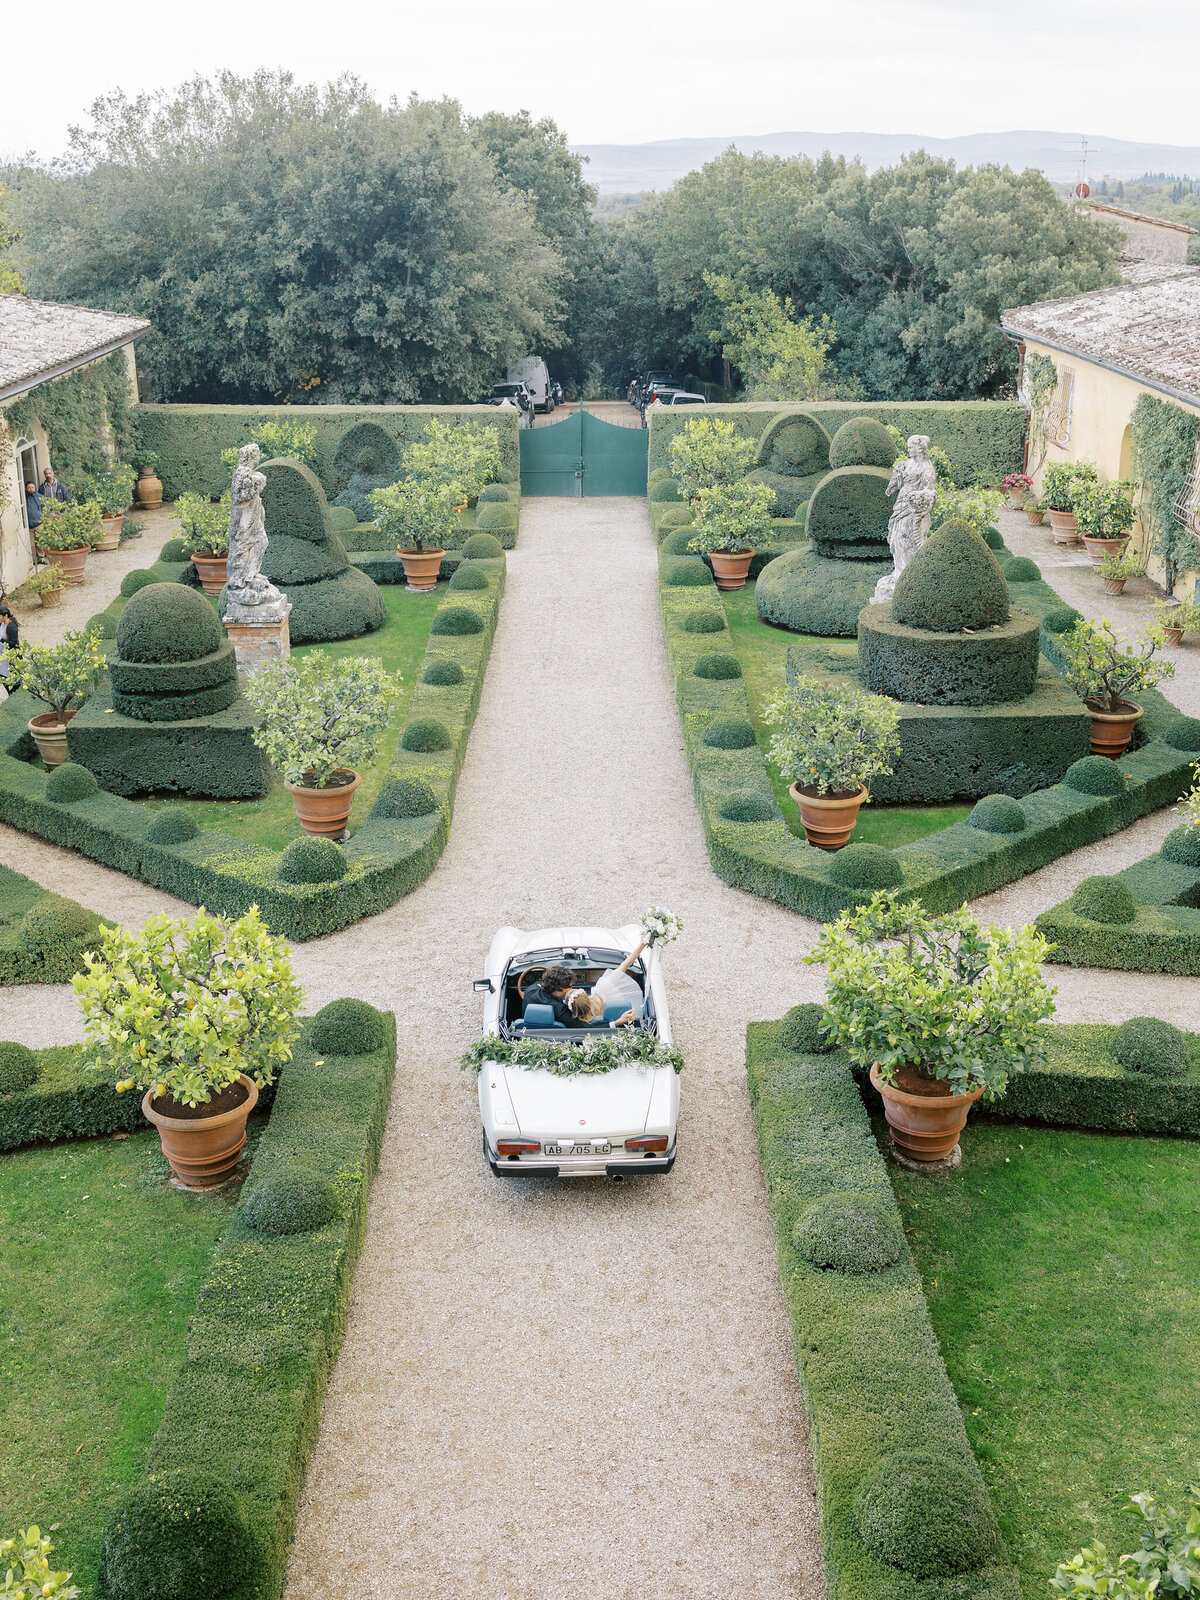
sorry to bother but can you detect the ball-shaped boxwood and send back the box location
[665,560,713,588]
[377,776,439,818]
[159,537,189,561]
[119,568,158,598]
[461,532,503,559]
[647,466,670,487]
[680,608,725,634]
[102,1470,254,1600]
[44,761,99,802]
[400,717,452,752]
[1112,1016,1188,1076]
[856,1451,999,1578]
[309,997,389,1056]
[1043,604,1083,636]
[0,1041,39,1094]
[146,806,200,845]
[19,896,94,962]
[662,526,701,555]
[967,794,1026,834]
[693,652,742,680]
[1162,825,1200,867]
[87,610,118,638]
[430,605,484,636]
[828,417,898,469]
[718,790,776,823]
[649,477,682,502]
[1164,714,1200,752]
[779,1001,831,1054]
[477,483,511,503]
[658,505,695,532]
[793,1190,904,1273]
[1002,556,1040,582]
[422,657,465,686]
[447,564,488,592]
[1064,755,1126,796]
[703,717,757,750]
[827,843,903,891]
[277,836,347,885]
[474,503,516,534]
[242,1170,339,1235]
[116,583,224,664]
[1071,875,1137,925]
[981,526,1004,550]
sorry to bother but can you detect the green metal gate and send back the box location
[519,409,648,497]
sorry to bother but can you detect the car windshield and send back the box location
[493,385,525,397]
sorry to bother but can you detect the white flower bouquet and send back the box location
[642,906,683,946]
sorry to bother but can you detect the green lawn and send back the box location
[718,585,971,848]
[0,1122,240,1592]
[888,1117,1200,1598]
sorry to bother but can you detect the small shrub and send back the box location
[1111,1016,1188,1076]
[422,657,465,686]
[119,568,157,598]
[718,791,776,823]
[1162,824,1200,866]
[828,417,898,469]
[1002,556,1040,582]
[658,505,695,532]
[477,483,511,503]
[680,608,725,634]
[647,466,670,487]
[0,1041,39,1094]
[855,1452,998,1577]
[277,837,348,885]
[461,532,503,559]
[146,807,200,845]
[241,1170,339,1235]
[1071,875,1137,925]
[1064,755,1126,796]
[1043,604,1084,635]
[430,605,484,636]
[377,776,439,818]
[102,1470,254,1600]
[447,564,488,592]
[778,1002,831,1053]
[703,717,757,750]
[693,652,742,680]
[19,896,94,962]
[662,526,702,555]
[44,762,99,802]
[793,1191,904,1273]
[648,477,682,502]
[309,997,389,1056]
[827,843,903,890]
[664,560,713,588]
[981,526,1004,550]
[401,717,452,752]
[474,502,516,533]
[158,537,188,561]
[86,611,118,638]
[1164,714,1200,752]
[967,794,1026,834]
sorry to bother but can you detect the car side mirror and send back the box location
[473,978,495,993]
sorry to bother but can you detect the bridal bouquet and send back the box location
[642,906,683,946]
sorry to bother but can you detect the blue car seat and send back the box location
[515,1002,565,1031]
[603,999,639,1024]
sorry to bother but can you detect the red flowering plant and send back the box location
[1001,473,1033,494]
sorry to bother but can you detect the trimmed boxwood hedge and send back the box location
[1036,831,1200,973]
[0,863,103,987]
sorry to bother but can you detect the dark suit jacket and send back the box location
[522,983,575,1026]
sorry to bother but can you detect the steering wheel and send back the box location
[516,967,544,1002]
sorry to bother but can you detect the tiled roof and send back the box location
[0,295,150,400]
[1001,268,1200,407]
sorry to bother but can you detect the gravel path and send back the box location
[17,504,181,647]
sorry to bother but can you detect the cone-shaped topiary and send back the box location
[422,657,465,686]
[309,997,389,1055]
[1111,1016,1188,1076]
[793,1191,904,1272]
[401,717,452,752]
[1071,875,1137,924]
[892,519,1010,633]
[101,1469,254,1600]
[703,717,757,750]
[967,794,1026,834]
[146,806,200,844]
[828,416,900,469]
[376,776,439,818]
[448,564,488,592]
[719,791,777,823]
[45,761,99,802]
[277,836,348,884]
[430,606,483,636]
[855,1451,1000,1578]
[1162,825,1200,866]
[680,608,725,634]
[693,652,742,679]
[827,843,903,890]
[0,1041,39,1093]
[242,1170,339,1234]
[1064,755,1126,796]
[665,560,714,588]
[779,1001,832,1054]
[461,532,503,559]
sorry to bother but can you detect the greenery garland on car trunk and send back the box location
[461,1032,683,1077]
[1129,393,1200,595]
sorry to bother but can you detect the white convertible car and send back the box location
[473,925,679,1178]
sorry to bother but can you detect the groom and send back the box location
[522,965,577,1025]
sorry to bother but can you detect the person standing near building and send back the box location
[24,483,42,533]
[0,606,19,700]
[40,467,68,504]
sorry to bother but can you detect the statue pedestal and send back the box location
[226,604,291,675]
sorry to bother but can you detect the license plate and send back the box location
[545,1141,610,1157]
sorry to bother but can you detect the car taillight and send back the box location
[626,1135,669,1153]
[496,1139,539,1156]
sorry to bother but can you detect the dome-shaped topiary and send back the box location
[1071,875,1137,925]
[981,526,1004,550]
[474,502,516,534]
[703,717,757,750]
[477,483,511,503]
[892,520,1010,633]
[19,896,95,962]
[693,652,742,680]
[1162,825,1200,866]
[242,1169,339,1235]
[277,836,348,885]
[309,997,389,1055]
[1111,1016,1188,1077]
[793,1190,904,1273]
[119,568,159,598]
[1043,604,1083,636]
[827,843,903,891]
[0,1041,39,1094]
[1064,755,1126,796]
[159,537,188,562]
[855,1451,999,1578]
[44,762,99,802]
[326,505,359,533]
[496,464,519,485]
[116,583,224,664]
[649,477,682,502]
[647,466,670,487]
[102,1469,254,1600]
[146,806,200,845]
[665,560,714,588]
[422,657,465,686]
[779,1001,831,1054]
[430,606,484,636]
[803,468,893,559]
[401,717,452,752]
[1002,556,1040,582]
[1164,715,1200,752]
[827,417,899,469]
[662,526,701,555]
[87,610,118,638]
[680,608,725,634]
[967,794,1026,834]
[658,505,695,533]
[758,411,832,475]
[461,532,503,559]
[718,790,777,823]
[377,776,439,818]
[448,564,488,592]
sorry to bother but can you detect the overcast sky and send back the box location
[3,0,1199,159]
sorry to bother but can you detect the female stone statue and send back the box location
[226,443,287,622]
[873,435,938,604]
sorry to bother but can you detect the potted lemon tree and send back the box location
[176,491,232,594]
[73,907,302,1190]
[23,563,69,608]
[686,478,776,590]
[36,500,103,584]
[83,463,137,550]
[1073,479,1135,564]
[1040,461,1097,543]
[9,629,106,766]
[1062,616,1175,756]
[669,416,757,505]
[370,476,463,591]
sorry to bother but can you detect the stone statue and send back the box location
[225,443,289,625]
[872,435,938,604]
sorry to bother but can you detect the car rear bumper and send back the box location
[487,1143,676,1179]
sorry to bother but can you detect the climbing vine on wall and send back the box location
[1019,351,1058,474]
[5,352,133,490]
[1130,392,1200,595]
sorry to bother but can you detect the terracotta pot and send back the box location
[286,768,360,837]
[790,782,867,850]
[709,548,755,591]
[870,1064,985,1164]
[38,588,64,607]
[1101,576,1127,596]
[1161,625,1184,645]
[29,709,75,767]
[397,547,444,592]
[1006,492,1026,509]
[45,545,90,585]
[1025,507,1045,525]
[1081,535,1129,565]
[1048,508,1079,544]
[191,552,228,596]
[143,1073,258,1190]
[95,515,124,552]
[136,466,163,509]
[1086,698,1143,757]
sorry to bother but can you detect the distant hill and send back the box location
[573,130,1200,195]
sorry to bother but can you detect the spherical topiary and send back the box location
[87,610,118,638]
[703,717,757,750]
[719,791,777,823]
[430,605,484,636]
[827,843,903,890]
[309,997,389,1056]
[1043,604,1083,636]
[448,564,488,592]
[116,583,224,664]
[1162,825,1200,866]
[102,1470,254,1600]
[665,560,713,588]
[159,537,189,562]
[1064,755,1126,796]
[693,652,742,680]
[19,896,94,962]
[44,762,99,802]
[1163,715,1200,752]
[478,483,512,503]
[658,505,695,533]
[967,794,1026,834]
[856,1452,999,1578]
[662,526,702,555]
[474,502,516,534]
[647,466,670,487]
[755,546,893,638]
[377,776,439,818]
[497,464,519,485]
[828,417,899,469]
[1070,875,1137,925]
[892,520,1010,633]
[422,657,465,686]
[146,806,200,845]
[401,717,452,752]
[242,1170,339,1235]
[1002,556,1041,582]
[779,1001,831,1054]
[793,1190,904,1273]
[681,608,725,634]
[119,568,158,598]
[461,532,503,559]
[649,477,682,502]
[1112,1016,1188,1077]
[981,526,1004,550]
[277,836,348,885]
[0,1042,39,1094]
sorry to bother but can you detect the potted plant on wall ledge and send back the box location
[36,500,103,584]
[763,659,900,849]
[370,476,463,591]
[72,907,302,1190]
[1062,616,1175,756]
[176,491,232,594]
[807,891,1056,1167]
[1073,478,1135,564]
[23,563,69,608]
[1040,461,1097,543]
[686,477,777,590]
[8,628,106,766]
[133,450,162,509]
[83,463,137,549]
[245,653,399,838]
